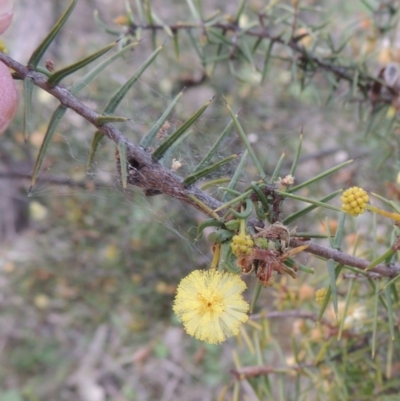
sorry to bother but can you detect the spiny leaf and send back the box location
[269,152,285,183]
[282,190,342,225]
[261,40,275,83]
[103,45,163,115]
[327,259,338,318]
[30,106,67,189]
[87,131,104,170]
[221,150,248,202]
[183,154,238,187]
[186,0,202,20]
[288,159,353,193]
[234,0,247,22]
[71,42,138,95]
[140,90,184,149]
[338,279,354,340]
[47,42,116,86]
[192,120,234,174]
[31,43,139,189]
[23,78,34,141]
[372,281,379,358]
[118,141,128,189]
[87,46,162,167]
[385,280,395,341]
[152,97,213,161]
[93,9,121,35]
[28,0,78,68]
[224,98,266,180]
[290,133,303,177]
[197,218,223,238]
[275,190,343,213]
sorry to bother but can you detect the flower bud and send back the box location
[0,0,14,34]
[0,60,18,134]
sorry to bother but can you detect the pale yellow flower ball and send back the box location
[173,270,249,344]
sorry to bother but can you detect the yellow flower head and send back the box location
[173,270,249,344]
[341,187,369,216]
[231,233,254,257]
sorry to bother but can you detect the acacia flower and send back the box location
[173,270,249,344]
[231,233,254,257]
[341,186,400,221]
[341,187,369,216]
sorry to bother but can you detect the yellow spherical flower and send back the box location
[315,288,328,305]
[231,233,254,257]
[173,270,249,344]
[341,187,369,216]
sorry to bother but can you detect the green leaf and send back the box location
[200,177,231,190]
[28,0,78,68]
[93,9,121,35]
[31,44,138,187]
[289,159,353,193]
[150,11,173,37]
[207,229,233,243]
[338,279,354,340]
[140,90,184,149]
[186,29,204,62]
[283,190,342,225]
[23,78,34,141]
[217,242,231,271]
[71,42,139,95]
[234,0,247,22]
[30,106,67,189]
[197,219,223,238]
[188,194,221,220]
[365,247,396,271]
[318,264,342,322]
[125,0,135,25]
[327,259,338,318]
[261,40,275,83]
[47,42,116,86]
[186,0,202,20]
[269,152,285,183]
[251,181,271,214]
[183,154,238,187]
[118,141,128,189]
[333,212,346,249]
[290,133,303,177]
[192,120,234,174]
[221,150,249,202]
[173,32,180,58]
[230,198,253,219]
[152,97,213,161]
[87,131,104,170]
[104,45,163,115]
[385,279,395,341]
[144,0,157,49]
[250,281,262,313]
[275,190,343,213]
[87,45,162,166]
[224,99,267,180]
[372,281,379,357]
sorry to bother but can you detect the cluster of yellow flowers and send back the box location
[341,187,369,216]
[231,233,254,257]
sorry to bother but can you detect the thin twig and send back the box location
[290,238,400,278]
